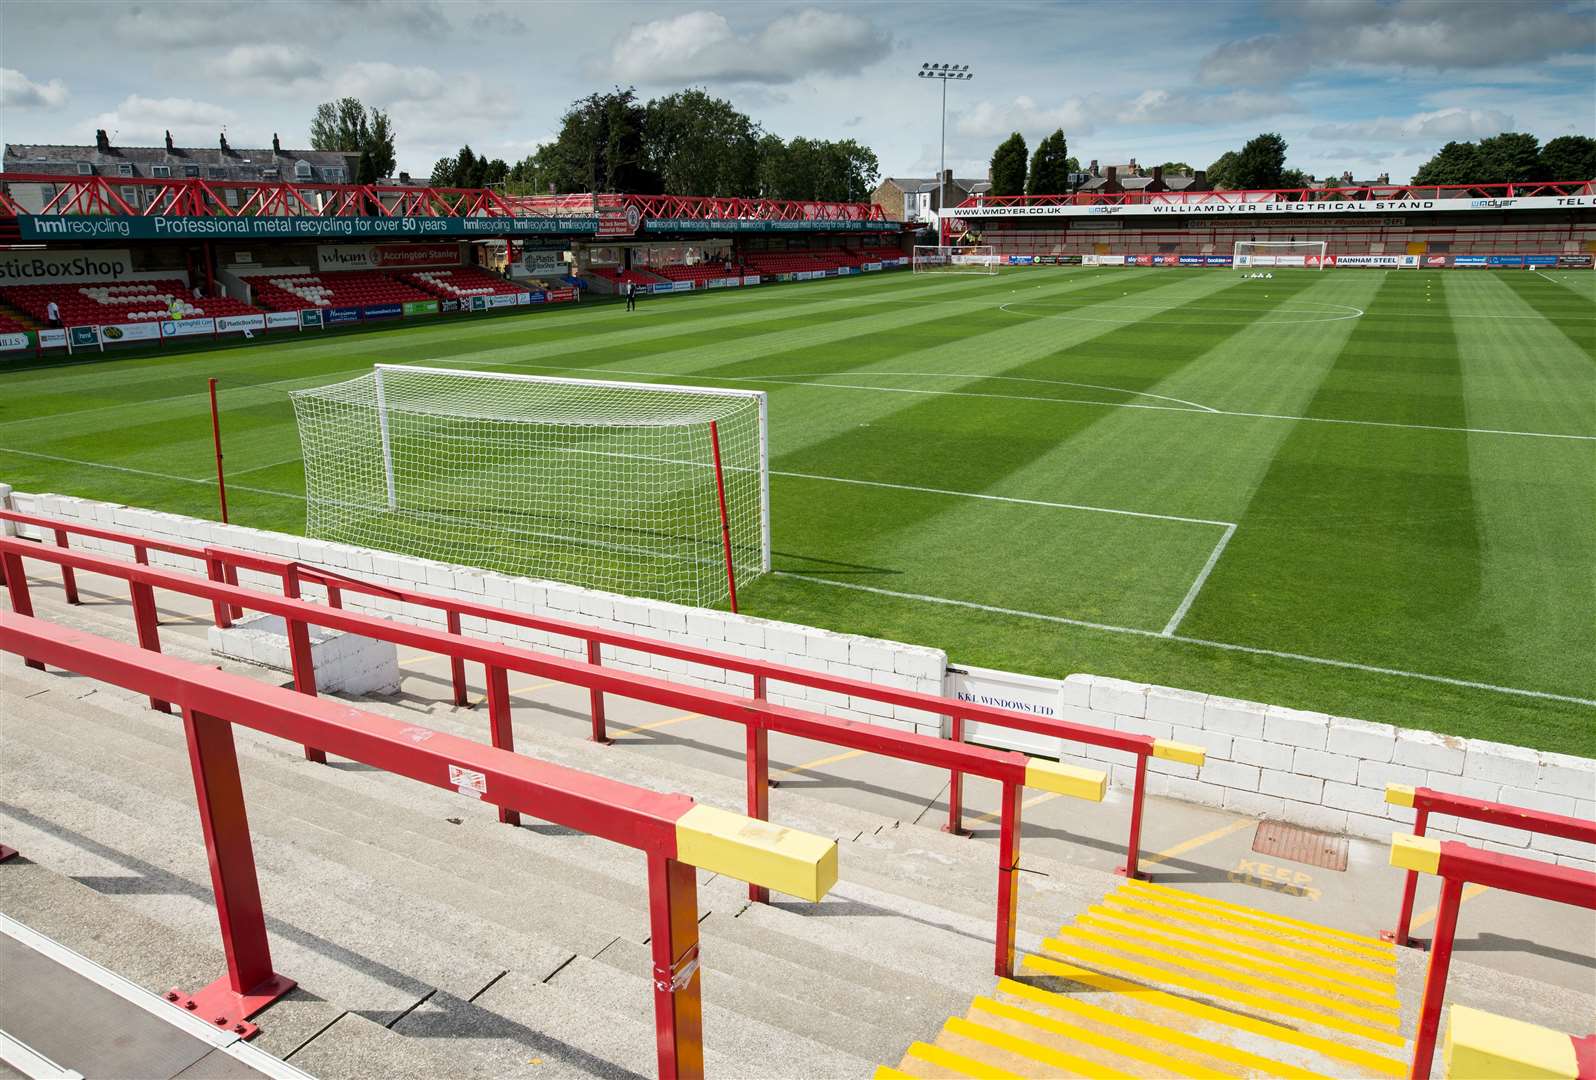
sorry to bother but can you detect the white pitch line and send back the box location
[775,572,1596,707]
[1162,523,1235,636]
[0,447,296,499]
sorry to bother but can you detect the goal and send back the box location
[289,365,770,608]
[914,245,999,274]
[1233,240,1327,269]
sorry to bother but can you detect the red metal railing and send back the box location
[1383,783,1596,948]
[1388,832,1596,1079]
[1,508,1204,880]
[0,525,1117,978]
[955,179,1596,209]
[0,609,838,1078]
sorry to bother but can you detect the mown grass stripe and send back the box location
[1021,953,1406,1078]
[995,978,1331,1080]
[1051,924,1400,1027]
[969,995,1232,1079]
[1119,879,1395,953]
[1037,937,1406,1046]
[1077,906,1400,1002]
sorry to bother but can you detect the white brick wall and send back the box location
[1060,673,1593,870]
[8,492,948,736]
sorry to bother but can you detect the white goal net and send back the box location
[1234,240,1327,269]
[914,245,999,274]
[289,365,769,608]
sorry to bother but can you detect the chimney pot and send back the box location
[164,130,174,152]
[219,132,229,153]
[272,133,281,154]
[95,128,110,153]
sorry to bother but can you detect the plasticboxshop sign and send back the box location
[18,215,601,242]
[954,194,1595,218]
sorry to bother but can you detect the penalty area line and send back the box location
[1162,523,1235,636]
[773,572,1596,708]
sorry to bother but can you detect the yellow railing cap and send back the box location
[1445,1005,1580,1079]
[1025,759,1107,802]
[1152,739,1206,767]
[1390,833,1441,875]
[1386,783,1416,808]
[675,804,837,903]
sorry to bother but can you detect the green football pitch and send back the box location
[3,266,1593,754]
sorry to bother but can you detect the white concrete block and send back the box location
[1231,737,1294,772]
[1059,675,1092,709]
[1145,685,1207,728]
[1530,831,1596,859]
[1201,759,1260,792]
[685,612,725,641]
[1262,706,1329,750]
[648,607,688,635]
[1494,786,1578,817]
[1555,854,1595,874]
[1357,759,1428,794]
[1322,781,1387,817]
[1277,801,1347,834]
[1536,753,1596,800]
[1164,776,1225,808]
[1293,747,1360,784]
[848,638,895,672]
[1202,696,1265,739]
[722,618,765,649]
[1326,716,1396,762]
[1345,812,1399,842]
[765,625,807,658]
[1089,677,1147,718]
[1464,739,1540,789]
[1425,772,1499,804]
[1168,723,1232,759]
[1223,789,1284,819]
[805,632,850,665]
[1115,714,1173,741]
[1456,817,1530,847]
[1392,729,1466,774]
[1260,769,1323,804]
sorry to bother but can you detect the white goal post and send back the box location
[1234,240,1327,269]
[289,365,770,609]
[914,245,1000,274]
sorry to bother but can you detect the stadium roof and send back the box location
[4,135,356,180]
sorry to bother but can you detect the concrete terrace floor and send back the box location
[1,556,1593,1078]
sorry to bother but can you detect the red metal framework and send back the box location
[0,608,836,1078]
[0,171,888,224]
[1383,783,1596,949]
[0,522,1127,981]
[2,508,1203,881]
[955,179,1596,210]
[1389,833,1596,1079]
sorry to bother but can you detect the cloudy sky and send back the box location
[3,0,1593,185]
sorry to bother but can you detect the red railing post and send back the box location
[647,852,705,1080]
[326,584,342,609]
[3,551,44,669]
[52,529,79,604]
[445,609,468,707]
[129,580,172,713]
[485,665,520,827]
[944,713,970,837]
[206,552,233,629]
[994,780,1023,977]
[587,638,610,744]
[169,705,294,1035]
[708,420,738,614]
[747,683,770,903]
[1387,806,1429,947]
[1118,754,1149,879]
[1409,876,1463,1080]
[281,565,325,764]
[209,378,230,524]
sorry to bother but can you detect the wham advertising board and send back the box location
[317,244,463,271]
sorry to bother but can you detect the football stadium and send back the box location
[1,5,1594,1079]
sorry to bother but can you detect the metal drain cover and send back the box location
[1252,821,1349,871]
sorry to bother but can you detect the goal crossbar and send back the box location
[1233,240,1326,269]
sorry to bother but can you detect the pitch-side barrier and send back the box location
[0,610,837,1080]
[0,524,1140,978]
[0,508,1206,884]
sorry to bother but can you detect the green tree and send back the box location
[1206,150,1240,189]
[429,155,457,187]
[1475,132,1542,182]
[989,132,1028,196]
[1232,132,1288,189]
[1540,135,1596,181]
[1413,141,1482,185]
[365,108,396,178]
[754,133,788,198]
[310,97,395,179]
[355,148,377,185]
[644,89,762,196]
[1158,161,1194,174]
[1279,167,1311,190]
[1026,129,1072,195]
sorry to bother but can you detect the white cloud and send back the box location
[2,68,69,109]
[84,95,237,146]
[330,62,520,166]
[1310,106,1516,144]
[606,8,890,84]
[1201,0,1596,84]
[955,95,1095,139]
[205,44,323,82]
[954,87,1295,140]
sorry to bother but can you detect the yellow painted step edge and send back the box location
[1022,953,1406,1079]
[905,1040,1022,1080]
[946,1016,1137,1080]
[1038,936,1406,1047]
[1102,891,1397,974]
[996,978,1332,1080]
[971,995,1231,1080]
[1054,923,1400,1026]
[874,1068,916,1080]
[1077,907,1400,1004]
[1118,879,1396,956]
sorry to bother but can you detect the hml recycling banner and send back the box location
[953,194,1594,218]
[19,215,601,242]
